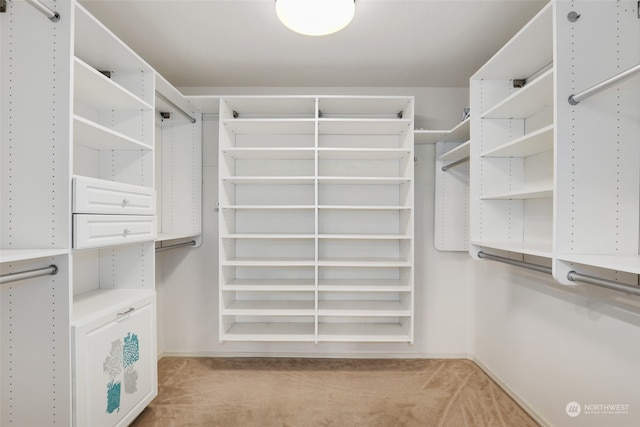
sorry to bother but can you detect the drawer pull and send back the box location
[122,198,130,207]
[123,227,132,236]
[117,307,135,319]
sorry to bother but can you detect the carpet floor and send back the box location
[131,357,539,427]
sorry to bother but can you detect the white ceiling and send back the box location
[79,0,548,89]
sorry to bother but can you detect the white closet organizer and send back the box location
[434,118,470,251]
[469,3,554,259]
[155,73,203,246]
[2,2,161,425]
[219,96,415,342]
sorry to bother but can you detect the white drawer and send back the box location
[73,176,155,215]
[73,291,157,427]
[74,214,156,249]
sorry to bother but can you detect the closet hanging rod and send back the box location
[568,63,640,105]
[24,0,60,22]
[567,271,640,297]
[156,91,197,124]
[155,240,197,253]
[477,251,552,275]
[0,264,58,285]
[441,156,470,172]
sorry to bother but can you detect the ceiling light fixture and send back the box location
[276,0,355,36]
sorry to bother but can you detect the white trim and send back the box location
[157,351,470,360]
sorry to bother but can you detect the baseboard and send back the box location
[471,356,550,427]
[157,351,470,360]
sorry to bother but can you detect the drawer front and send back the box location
[74,214,157,249]
[73,296,157,427]
[73,176,156,215]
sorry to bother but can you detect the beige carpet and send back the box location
[131,357,539,427]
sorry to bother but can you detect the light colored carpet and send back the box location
[131,357,539,427]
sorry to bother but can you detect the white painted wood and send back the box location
[414,129,450,144]
[0,249,69,263]
[73,215,156,250]
[481,69,554,119]
[481,124,553,158]
[481,187,553,200]
[435,141,469,251]
[219,96,414,342]
[318,323,410,342]
[73,176,155,215]
[72,292,156,427]
[74,115,152,151]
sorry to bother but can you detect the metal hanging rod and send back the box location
[568,63,640,105]
[156,91,197,124]
[24,0,60,22]
[442,156,470,172]
[0,264,58,285]
[155,240,197,253]
[477,251,552,275]
[567,271,640,297]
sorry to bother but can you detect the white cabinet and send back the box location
[73,176,156,215]
[219,96,414,343]
[73,291,157,427]
[73,215,157,250]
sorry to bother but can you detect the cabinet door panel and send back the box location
[73,176,156,215]
[74,214,156,249]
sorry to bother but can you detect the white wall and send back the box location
[155,86,474,357]
[474,261,640,427]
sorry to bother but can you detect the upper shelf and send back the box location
[73,115,152,151]
[415,118,469,145]
[221,119,315,135]
[472,2,553,80]
[74,58,152,111]
[481,125,554,158]
[438,141,470,163]
[318,119,413,135]
[482,69,554,119]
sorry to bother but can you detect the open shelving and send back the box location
[219,96,414,343]
[469,2,554,261]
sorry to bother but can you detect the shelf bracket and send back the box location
[160,112,171,119]
[1,0,6,13]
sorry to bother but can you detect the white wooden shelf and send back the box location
[318,279,410,292]
[318,300,411,316]
[222,234,315,239]
[318,205,411,211]
[222,322,316,342]
[73,115,152,151]
[221,96,316,118]
[221,176,315,184]
[472,2,553,79]
[482,68,554,119]
[222,148,315,159]
[318,97,412,117]
[318,234,411,240]
[222,279,315,292]
[413,129,450,144]
[222,205,316,210]
[74,3,150,73]
[74,57,152,111]
[221,119,315,135]
[443,118,471,142]
[318,258,412,267]
[481,124,554,158]
[318,177,412,185]
[317,148,411,160]
[156,232,201,242]
[0,248,69,263]
[317,119,412,135]
[471,240,552,258]
[481,186,553,200]
[318,323,410,342]
[438,140,470,162]
[223,258,317,267]
[223,300,315,316]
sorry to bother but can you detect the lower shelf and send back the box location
[318,322,411,342]
[557,253,640,275]
[471,240,552,258]
[222,322,316,342]
[73,288,156,326]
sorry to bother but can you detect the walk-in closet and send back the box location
[1,0,639,426]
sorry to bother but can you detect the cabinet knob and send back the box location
[123,227,131,236]
[122,198,130,207]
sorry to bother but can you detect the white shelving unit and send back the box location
[219,96,414,343]
[469,3,554,260]
[155,73,203,245]
[434,118,470,251]
[469,0,640,295]
[2,2,162,424]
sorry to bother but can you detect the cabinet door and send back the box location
[73,297,157,427]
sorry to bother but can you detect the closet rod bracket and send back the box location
[1,0,6,13]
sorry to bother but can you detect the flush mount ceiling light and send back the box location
[276,0,356,36]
